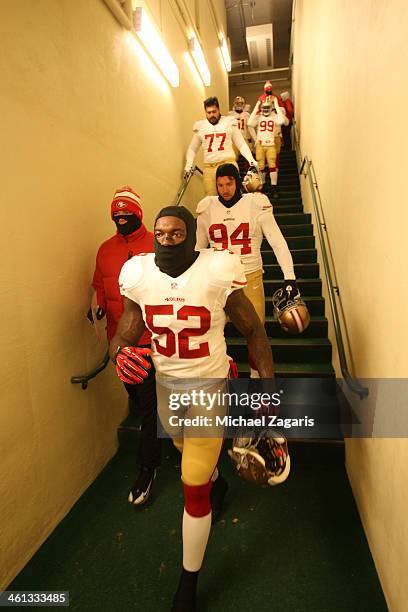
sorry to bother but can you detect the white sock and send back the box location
[211,467,219,482]
[270,170,278,185]
[182,509,212,572]
[250,368,260,378]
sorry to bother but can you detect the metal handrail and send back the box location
[174,165,203,206]
[71,351,110,390]
[293,126,368,399]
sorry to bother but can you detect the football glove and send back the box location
[114,346,152,384]
[183,167,194,181]
[86,306,105,324]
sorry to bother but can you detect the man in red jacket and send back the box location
[91,186,161,505]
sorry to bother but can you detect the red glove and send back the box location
[114,346,152,384]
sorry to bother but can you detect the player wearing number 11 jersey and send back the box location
[110,206,274,611]
[184,96,258,196]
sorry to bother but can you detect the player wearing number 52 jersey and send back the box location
[184,96,258,196]
[110,206,274,612]
[196,164,298,377]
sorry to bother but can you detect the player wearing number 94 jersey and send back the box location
[110,206,275,612]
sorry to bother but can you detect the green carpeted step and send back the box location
[226,337,332,363]
[278,224,313,237]
[263,262,319,279]
[266,295,324,316]
[225,316,328,338]
[270,204,303,213]
[285,235,315,249]
[262,248,317,264]
[274,212,311,225]
[264,278,322,296]
[235,360,336,377]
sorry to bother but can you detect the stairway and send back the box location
[230,150,336,379]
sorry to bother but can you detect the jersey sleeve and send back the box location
[118,256,145,302]
[257,204,295,279]
[209,250,247,298]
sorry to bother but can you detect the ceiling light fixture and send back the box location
[189,36,211,86]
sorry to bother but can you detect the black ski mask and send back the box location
[113,214,141,236]
[154,206,199,278]
[216,163,242,208]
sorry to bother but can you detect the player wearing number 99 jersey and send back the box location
[110,205,275,612]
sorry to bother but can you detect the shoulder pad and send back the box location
[196,196,215,214]
[207,249,241,283]
[252,192,273,211]
[119,254,148,292]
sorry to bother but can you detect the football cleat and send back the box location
[242,167,263,192]
[128,466,156,506]
[229,431,290,486]
[272,286,310,334]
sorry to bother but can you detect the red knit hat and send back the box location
[111,186,142,220]
[264,80,273,92]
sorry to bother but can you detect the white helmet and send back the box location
[261,96,273,116]
[233,96,245,113]
[229,431,291,486]
[242,167,263,192]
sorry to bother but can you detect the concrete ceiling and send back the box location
[225,0,293,71]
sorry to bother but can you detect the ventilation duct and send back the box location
[245,23,274,70]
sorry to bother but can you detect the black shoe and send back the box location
[171,569,198,612]
[271,185,280,199]
[211,474,228,523]
[128,466,156,506]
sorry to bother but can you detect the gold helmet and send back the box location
[229,432,290,486]
[233,95,245,112]
[242,167,263,192]
[272,287,310,334]
[261,96,273,117]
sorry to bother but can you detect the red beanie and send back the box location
[111,186,142,221]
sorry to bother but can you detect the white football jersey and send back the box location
[229,110,251,140]
[253,110,286,146]
[119,250,246,379]
[192,116,239,164]
[196,193,295,278]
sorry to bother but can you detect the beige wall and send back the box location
[0,0,228,588]
[293,1,408,610]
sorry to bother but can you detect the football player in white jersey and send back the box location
[109,206,275,612]
[229,95,253,149]
[196,163,299,377]
[184,96,258,196]
[248,95,289,197]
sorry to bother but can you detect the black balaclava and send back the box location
[154,206,199,278]
[113,214,141,236]
[216,163,242,208]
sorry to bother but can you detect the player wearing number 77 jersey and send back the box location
[184,96,258,196]
[196,164,298,377]
[110,205,275,612]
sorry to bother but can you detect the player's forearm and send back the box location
[261,216,295,279]
[109,313,146,362]
[248,126,257,143]
[247,327,275,378]
[185,135,201,169]
[247,102,260,128]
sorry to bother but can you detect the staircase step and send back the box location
[266,295,325,316]
[279,224,313,237]
[227,337,332,363]
[263,278,321,296]
[234,361,335,377]
[285,236,315,249]
[263,262,319,279]
[226,315,328,338]
[262,248,317,264]
[270,204,303,214]
[274,212,311,225]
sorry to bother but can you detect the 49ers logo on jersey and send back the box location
[145,305,210,359]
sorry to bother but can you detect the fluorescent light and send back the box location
[220,36,231,72]
[189,37,211,86]
[133,7,179,87]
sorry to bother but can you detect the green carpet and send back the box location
[9,441,387,611]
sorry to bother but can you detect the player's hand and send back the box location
[183,167,194,181]
[281,280,300,304]
[86,306,105,324]
[114,346,152,384]
[249,161,259,172]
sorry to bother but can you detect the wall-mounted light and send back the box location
[189,36,211,86]
[219,36,231,72]
[133,7,179,87]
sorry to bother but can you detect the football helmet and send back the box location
[272,287,310,334]
[233,96,245,113]
[261,97,272,116]
[229,431,290,486]
[242,167,263,192]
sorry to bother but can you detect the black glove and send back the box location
[281,279,300,304]
[86,306,105,323]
